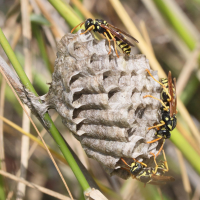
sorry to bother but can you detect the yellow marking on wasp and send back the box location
[161,79,168,83]
[168,125,172,130]
[123,47,130,51]
[97,26,100,29]
[117,41,122,45]
[120,44,128,48]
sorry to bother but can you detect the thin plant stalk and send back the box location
[32,24,53,73]
[0,170,71,200]
[171,129,200,175]
[35,0,64,39]
[48,0,81,29]
[0,78,6,200]
[17,1,32,198]
[152,0,196,50]
[0,28,90,192]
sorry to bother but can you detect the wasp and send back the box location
[143,69,177,156]
[71,18,139,57]
[121,150,175,186]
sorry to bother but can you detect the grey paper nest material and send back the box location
[44,30,162,179]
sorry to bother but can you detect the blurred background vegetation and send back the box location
[0,0,200,200]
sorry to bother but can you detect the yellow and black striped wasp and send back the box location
[121,150,175,186]
[71,18,139,57]
[143,69,177,157]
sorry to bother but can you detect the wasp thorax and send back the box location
[45,30,163,179]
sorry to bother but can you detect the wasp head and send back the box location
[130,162,143,176]
[85,18,94,30]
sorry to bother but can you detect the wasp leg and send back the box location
[80,25,95,35]
[147,138,165,157]
[146,137,162,144]
[143,95,169,111]
[132,158,147,167]
[71,21,85,33]
[147,121,165,130]
[106,29,119,58]
[121,160,136,179]
[145,69,171,102]
[161,150,169,172]
[150,152,158,174]
[156,139,165,157]
[104,32,111,54]
[121,166,130,172]
[120,158,131,168]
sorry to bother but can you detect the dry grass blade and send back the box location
[0,115,68,165]
[34,0,64,39]
[120,178,137,200]
[1,113,71,200]
[176,45,200,96]
[159,0,199,40]
[0,62,74,200]
[28,112,59,158]
[109,0,200,145]
[192,186,200,200]
[0,170,71,200]
[141,0,190,57]
[176,149,191,197]
[139,20,154,55]
[109,0,166,78]
[176,122,200,155]
[10,24,21,50]
[157,187,163,200]
[178,100,200,144]
[30,0,57,51]
[142,0,200,86]
[70,0,94,19]
[0,78,6,172]
[17,1,32,198]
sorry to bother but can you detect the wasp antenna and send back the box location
[71,21,85,33]
[121,158,131,168]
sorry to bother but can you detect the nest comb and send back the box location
[44,30,162,179]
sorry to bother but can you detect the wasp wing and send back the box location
[107,23,139,43]
[168,71,175,117]
[151,174,175,182]
[173,77,177,114]
[100,24,135,47]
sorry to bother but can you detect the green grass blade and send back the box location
[0,163,5,200]
[32,23,53,73]
[0,28,90,191]
[0,176,5,200]
[48,0,82,28]
[171,128,200,175]
[153,0,196,50]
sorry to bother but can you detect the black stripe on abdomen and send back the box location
[117,41,131,55]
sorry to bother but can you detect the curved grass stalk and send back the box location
[152,0,196,50]
[0,28,90,192]
[48,0,82,29]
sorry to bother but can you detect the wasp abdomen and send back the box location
[116,40,131,55]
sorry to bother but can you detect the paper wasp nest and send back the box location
[44,30,162,179]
